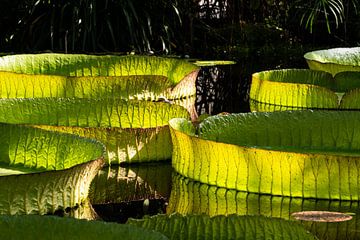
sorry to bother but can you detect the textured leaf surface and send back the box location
[0,98,188,128]
[250,69,360,111]
[250,69,338,111]
[0,54,199,101]
[168,174,359,240]
[194,60,236,67]
[89,163,172,204]
[0,98,189,164]
[0,123,104,214]
[127,213,316,240]
[170,111,360,199]
[304,47,360,76]
[0,54,199,85]
[0,215,167,240]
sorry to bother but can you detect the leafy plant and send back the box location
[250,68,360,111]
[0,123,104,215]
[170,111,360,200]
[0,54,198,163]
[304,47,360,75]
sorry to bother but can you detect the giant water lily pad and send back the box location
[0,98,189,164]
[127,213,316,239]
[0,215,167,240]
[170,111,360,200]
[250,69,360,111]
[0,123,104,215]
[167,174,359,240]
[304,47,360,76]
[0,54,198,163]
[0,54,200,115]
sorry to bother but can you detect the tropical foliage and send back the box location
[170,111,360,200]
[0,123,104,215]
[1,0,359,54]
[305,47,360,75]
[0,53,198,164]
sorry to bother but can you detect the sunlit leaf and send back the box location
[250,69,337,111]
[0,123,104,215]
[170,111,360,200]
[304,47,360,76]
[250,69,360,111]
[0,98,189,164]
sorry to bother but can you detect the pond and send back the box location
[86,52,359,239]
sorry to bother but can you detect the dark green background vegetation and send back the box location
[0,0,359,58]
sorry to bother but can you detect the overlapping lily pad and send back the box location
[127,213,316,239]
[0,98,189,164]
[0,123,104,215]
[167,174,359,240]
[0,54,198,163]
[304,47,360,76]
[250,69,360,111]
[169,111,360,200]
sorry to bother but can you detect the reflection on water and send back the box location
[168,173,360,240]
[76,162,360,239]
[88,163,172,223]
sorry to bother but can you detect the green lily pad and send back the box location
[304,47,360,76]
[127,213,316,239]
[169,111,360,200]
[250,69,360,111]
[0,123,104,215]
[0,54,197,163]
[194,60,236,67]
[0,98,189,164]
[0,215,167,240]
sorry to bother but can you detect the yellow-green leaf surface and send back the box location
[0,54,199,115]
[194,60,236,67]
[170,111,360,200]
[0,53,199,85]
[168,174,359,240]
[127,213,316,240]
[250,69,338,111]
[0,98,189,164]
[89,163,172,204]
[304,47,360,76]
[0,215,167,240]
[0,123,104,215]
[0,54,199,102]
[0,54,196,163]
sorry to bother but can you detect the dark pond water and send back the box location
[84,52,359,239]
